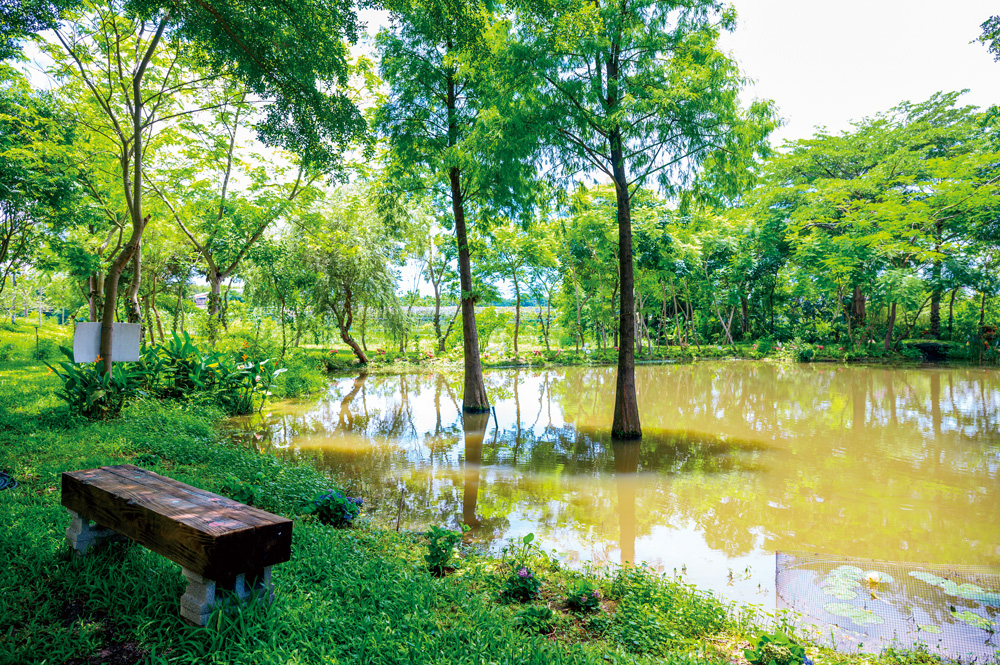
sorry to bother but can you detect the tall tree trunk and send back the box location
[883,301,897,352]
[610,127,640,440]
[433,282,443,351]
[447,61,488,412]
[98,17,167,376]
[333,297,367,364]
[150,279,164,343]
[451,168,489,412]
[929,261,942,338]
[572,269,583,351]
[512,275,521,355]
[851,285,866,330]
[207,271,223,346]
[948,287,958,337]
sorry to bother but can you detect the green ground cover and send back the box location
[0,323,975,665]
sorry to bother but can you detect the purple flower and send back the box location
[517,567,531,578]
[803,657,813,665]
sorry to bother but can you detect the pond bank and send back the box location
[0,362,978,664]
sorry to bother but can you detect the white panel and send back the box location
[73,323,142,363]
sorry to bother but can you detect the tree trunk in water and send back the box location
[610,128,640,440]
[883,301,897,352]
[450,168,488,412]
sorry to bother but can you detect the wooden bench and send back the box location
[61,464,292,625]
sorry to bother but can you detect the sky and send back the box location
[715,0,997,145]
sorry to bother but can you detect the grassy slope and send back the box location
[0,323,955,665]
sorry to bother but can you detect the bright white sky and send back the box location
[717,0,997,145]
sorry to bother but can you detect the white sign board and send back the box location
[73,323,142,363]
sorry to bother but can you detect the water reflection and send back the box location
[232,362,1000,603]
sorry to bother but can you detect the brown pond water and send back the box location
[232,361,1000,605]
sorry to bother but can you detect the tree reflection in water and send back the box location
[230,362,1000,602]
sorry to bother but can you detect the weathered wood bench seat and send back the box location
[61,464,292,625]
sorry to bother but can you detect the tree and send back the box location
[0,64,83,299]
[757,92,1000,349]
[472,218,540,355]
[41,0,365,374]
[375,0,537,412]
[304,188,403,364]
[150,85,324,344]
[514,0,776,438]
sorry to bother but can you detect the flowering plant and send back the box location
[302,490,363,527]
[565,579,602,612]
[501,565,542,602]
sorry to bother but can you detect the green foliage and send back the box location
[45,332,286,420]
[501,565,543,602]
[565,579,602,612]
[143,331,286,415]
[219,471,268,506]
[515,604,556,635]
[744,631,808,665]
[606,566,730,656]
[424,524,467,574]
[796,344,815,363]
[477,307,512,353]
[46,353,142,420]
[301,490,363,528]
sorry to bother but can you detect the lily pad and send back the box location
[823,602,886,625]
[831,565,864,579]
[917,625,943,634]
[908,571,1000,606]
[951,610,994,631]
[822,588,858,600]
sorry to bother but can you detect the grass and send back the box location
[0,323,981,665]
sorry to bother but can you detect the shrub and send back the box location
[143,332,285,414]
[796,344,814,362]
[607,566,730,656]
[514,605,555,635]
[501,565,542,602]
[424,524,467,575]
[219,471,268,506]
[566,579,602,612]
[744,631,810,665]
[302,490,363,527]
[46,352,144,420]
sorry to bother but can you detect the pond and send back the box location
[232,361,1000,606]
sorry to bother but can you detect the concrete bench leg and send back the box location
[180,568,216,626]
[180,566,274,626]
[65,510,123,554]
